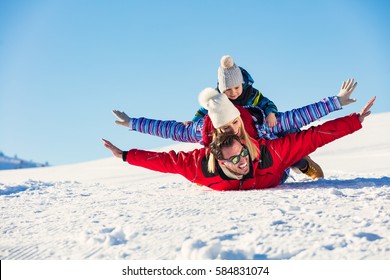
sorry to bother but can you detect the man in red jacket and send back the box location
[103,97,375,191]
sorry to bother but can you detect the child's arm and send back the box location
[191,107,208,122]
[253,90,278,127]
[256,92,278,116]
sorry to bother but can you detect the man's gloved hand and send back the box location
[112,110,131,127]
[337,78,358,106]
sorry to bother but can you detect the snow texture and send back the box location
[0,113,389,260]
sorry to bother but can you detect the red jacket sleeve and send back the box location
[265,113,362,173]
[125,148,206,183]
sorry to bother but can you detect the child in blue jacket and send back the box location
[192,55,278,128]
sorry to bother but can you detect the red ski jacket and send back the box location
[124,114,362,191]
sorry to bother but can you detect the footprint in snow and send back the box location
[354,232,382,242]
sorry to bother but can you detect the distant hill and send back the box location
[0,151,48,170]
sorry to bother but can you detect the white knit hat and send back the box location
[198,88,240,128]
[217,55,244,93]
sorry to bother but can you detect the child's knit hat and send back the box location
[198,88,240,129]
[217,55,244,93]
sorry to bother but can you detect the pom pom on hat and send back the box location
[220,55,234,68]
[198,87,240,129]
[198,88,220,109]
[218,54,244,93]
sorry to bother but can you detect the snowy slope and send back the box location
[0,113,389,260]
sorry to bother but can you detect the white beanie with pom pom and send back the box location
[198,88,240,128]
[217,55,244,93]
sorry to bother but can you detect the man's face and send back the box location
[218,140,250,176]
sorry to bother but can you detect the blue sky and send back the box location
[1,0,389,166]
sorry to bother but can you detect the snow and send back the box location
[0,112,389,260]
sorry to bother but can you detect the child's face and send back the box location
[224,84,243,100]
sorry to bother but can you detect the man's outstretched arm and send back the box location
[268,96,376,173]
[102,139,206,183]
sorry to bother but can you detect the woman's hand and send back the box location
[112,110,131,127]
